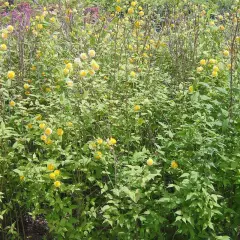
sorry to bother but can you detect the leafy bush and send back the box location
[0,0,240,239]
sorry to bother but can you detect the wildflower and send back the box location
[91,60,100,71]
[146,158,153,166]
[9,100,15,107]
[7,25,14,33]
[4,2,9,7]
[41,135,47,141]
[128,8,134,14]
[27,123,33,129]
[1,32,8,40]
[20,176,25,181]
[212,71,218,77]
[189,86,194,93]
[49,173,56,179]
[80,70,87,77]
[31,66,36,71]
[39,123,46,129]
[131,1,137,7]
[37,24,43,30]
[227,63,232,70]
[7,71,15,79]
[94,151,102,160]
[138,6,143,11]
[45,128,52,136]
[134,105,140,112]
[223,50,229,57]
[97,138,103,145]
[66,80,73,87]
[88,69,95,76]
[36,114,42,121]
[54,181,61,187]
[134,21,141,28]
[130,71,136,77]
[116,6,122,12]
[108,137,117,146]
[66,63,73,70]
[213,65,219,72]
[209,21,215,26]
[139,11,144,16]
[171,161,178,169]
[50,17,56,23]
[57,128,64,136]
[218,15,223,20]
[209,59,216,64]
[63,68,70,75]
[24,84,30,90]
[197,66,203,72]
[45,138,53,145]
[200,59,206,65]
[47,163,54,171]
[219,25,225,31]
[88,49,96,58]
[80,53,88,60]
[54,170,60,176]
[74,58,82,65]
[0,44,7,51]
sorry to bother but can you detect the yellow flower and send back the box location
[47,163,55,171]
[219,25,225,31]
[66,122,73,127]
[88,49,96,58]
[9,100,15,107]
[134,105,140,112]
[128,8,134,14]
[227,63,232,70]
[50,17,56,23]
[66,63,73,70]
[41,135,47,141]
[54,170,60,176]
[213,65,219,72]
[31,66,36,71]
[0,44,7,51]
[45,138,53,145]
[89,142,97,150]
[116,6,122,12]
[209,21,215,26]
[37,24,43,30]
[171,161,178,169]
[200,59,206,65]
[49,173,56,179]
[108,137,117,146]
[1,32,8,40]
[218,15,223,20]
[36,114,42,121]
[97,138,103,145]
[39,123,46,129]
[138,6,143,11]
[147,158,153,166]
[139,11,144,16]
[4,2,9,7]
[63,68,70,75]
[27,123,33,129]
[88,69,95,76]
[66,80,73,87]
[209,58,216,64]
[94,151,102,160]
[91,60,100,71]
[45,127,52,136]
[7,71,15,79]
[130,71,136,77]
[20,176,25,181]
[80,53,88,60]
[57,128,64,136]
[7,25,14,33]
[134,21,141,28]
[23,83,30,90]
[197,66,203,73]
[131,1,137,7]
[223,50,229,57]
[80,70,87,78]
[212,71,218,77]
[54,181,61,187]
[189,86,194,93]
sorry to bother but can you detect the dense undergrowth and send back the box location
[0,0,240,239]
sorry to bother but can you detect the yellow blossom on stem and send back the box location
[47,163,55,171]
[147,158,153,166]
[54,181,61,187]
[171,161,178,169]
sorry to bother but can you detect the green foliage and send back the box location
[0,0,240,239]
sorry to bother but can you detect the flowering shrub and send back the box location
[0,0,240,239]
